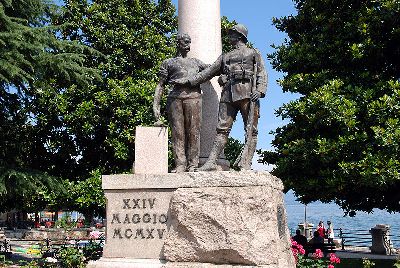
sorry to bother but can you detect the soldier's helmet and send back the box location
[229,24,248,41]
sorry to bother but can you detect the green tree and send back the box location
[221,16,237,53]
[0,0,100,212]
[36,0,177,181]
[261,0,400,214]
[51,169,105,224]
[225,137,244,170]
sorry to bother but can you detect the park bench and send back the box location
[304,242,336,256]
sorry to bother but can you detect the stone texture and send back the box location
[88,258,281,268]
[163,179,295,267]
[97,171,295,268]
[134,126,168,174]
[87,258,166,268]
[102,171,283,190]
[102,190,173,259]
[370,224,394,255]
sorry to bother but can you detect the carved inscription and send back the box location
[111,198,168,240]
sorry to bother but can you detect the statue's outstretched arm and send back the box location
[189,55,223,86]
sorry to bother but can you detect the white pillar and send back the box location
[178,0,222,64]
[178,0,228,168]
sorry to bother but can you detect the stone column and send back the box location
[178,0,229,169]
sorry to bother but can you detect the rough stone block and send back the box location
[163,185,294,267]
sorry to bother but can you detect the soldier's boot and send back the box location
[238,136,258,171]
[198,134,228,171]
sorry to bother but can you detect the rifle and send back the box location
[234,59,258,168]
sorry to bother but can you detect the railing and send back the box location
[389,233,400,248]
[338,228,400,253]
[338,228,372,250]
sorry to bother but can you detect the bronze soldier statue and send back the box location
[176,24,267,171]
[153,33,208,172]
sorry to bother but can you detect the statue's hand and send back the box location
[154,119,165,127]
[218,75,228,86]
[153,107,165,127]
[250,91,261,102]
[172,78,190,86]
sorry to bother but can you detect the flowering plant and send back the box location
[291,239,340,268]
[89,230,102,239]
[83,230,104,261]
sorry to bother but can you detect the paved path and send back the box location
[335,248,399,260]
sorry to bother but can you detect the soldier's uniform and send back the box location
[189,24,267,170]
[158,56,208,171]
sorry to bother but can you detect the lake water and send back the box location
[284,191,400,248]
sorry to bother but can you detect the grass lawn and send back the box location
[337,258,396,268]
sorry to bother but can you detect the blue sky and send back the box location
[171,0,298,169]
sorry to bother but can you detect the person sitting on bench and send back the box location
[292,229,308,248]
[307,230,324,254]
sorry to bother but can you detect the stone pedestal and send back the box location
[134,126,168,174]
[88,172,295,268]
[370,224,393,255]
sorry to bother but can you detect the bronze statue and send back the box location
[176,24,267,171]
[153,33,208,172]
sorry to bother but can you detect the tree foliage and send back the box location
[261,0,400,214]
[225,137,243,171]
[0,0,99,89]
[15,0,176,215]
[0,0,100,212]
[39,0,177,179]
[221,16,237,53]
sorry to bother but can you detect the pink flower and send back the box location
[89,230,101,239]
[329,253,341,264]
[328,265,334,268]
[299,247,305,255]
[313,249,323,259]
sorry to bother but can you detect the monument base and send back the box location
[87,258,165,268]
[198,157,231,171]
[88,258,285,268]
[98,171,295,268]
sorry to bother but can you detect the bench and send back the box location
[304,243,336,256]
